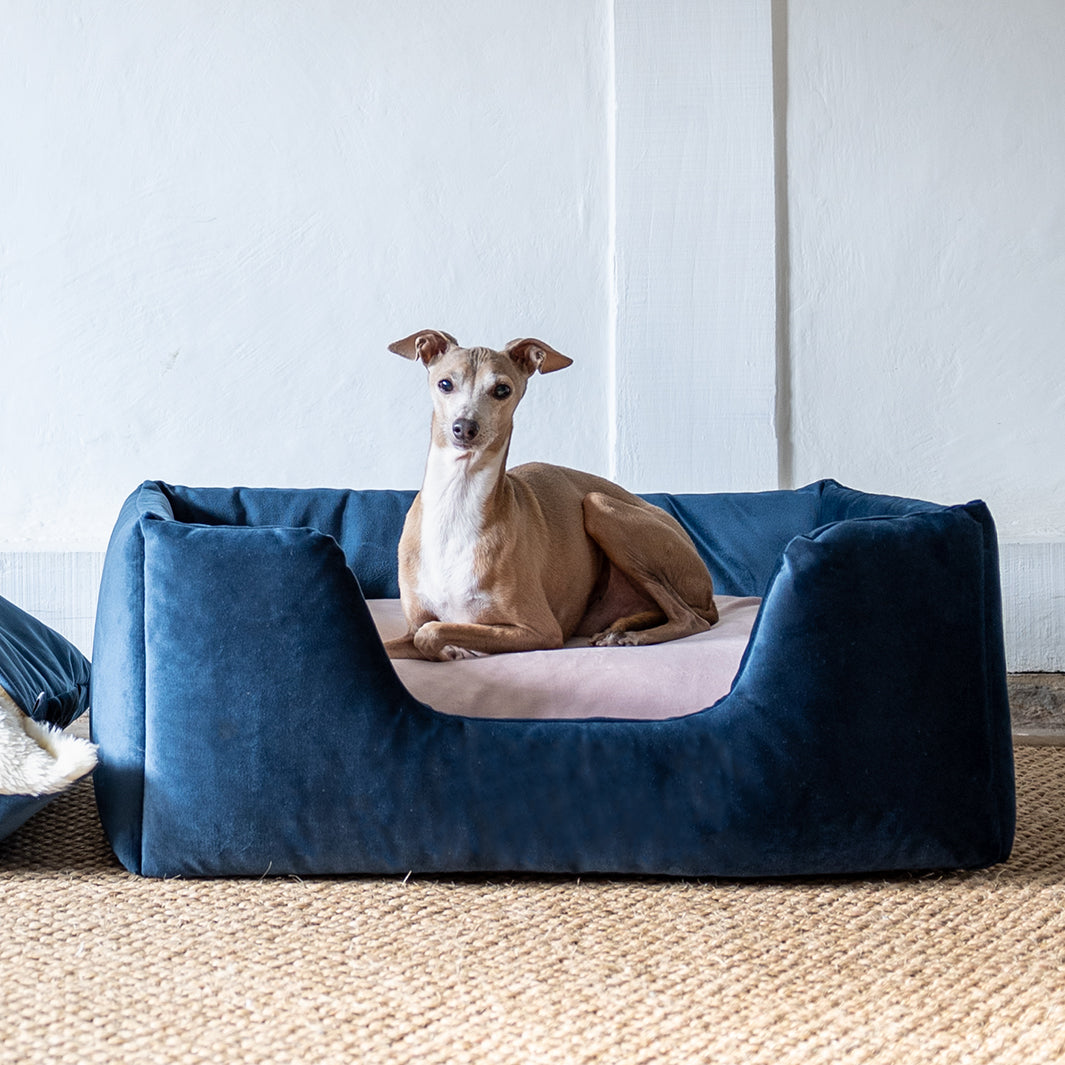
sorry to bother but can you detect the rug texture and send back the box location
[1,745,1063,1065]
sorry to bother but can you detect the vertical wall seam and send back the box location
[772,0,794,489]
[606,0,620,482]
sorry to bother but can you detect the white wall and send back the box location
[0,0,616,550]
[787,0,1065,537]
[613,2,777,492]
[1,0,775,557]
[3,1,1064,667]
[786,0,1065,667]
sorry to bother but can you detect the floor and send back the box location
[1008,672,1065,745]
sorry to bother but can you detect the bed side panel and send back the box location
[642,483,824,596]
[136,519,416,877]
[154,485,415,598]
[91,484,175,874]
[720,506,1015,873]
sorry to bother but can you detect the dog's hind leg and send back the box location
[581,492,718,647]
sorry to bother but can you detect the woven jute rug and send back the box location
[2,746,1063,1065]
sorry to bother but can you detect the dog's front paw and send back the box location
[590,629,640,648]
[413,624,487,661]
[440,645,486,661]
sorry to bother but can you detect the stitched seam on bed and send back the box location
[135,499,155,877]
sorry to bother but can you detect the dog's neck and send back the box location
[414,438,511,620]
[419,436,510,532]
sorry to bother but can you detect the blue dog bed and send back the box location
[91,479,1015,878]
[0,594,94,841]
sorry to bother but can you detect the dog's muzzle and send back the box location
[451,418,479,447]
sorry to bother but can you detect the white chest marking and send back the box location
[415,451,500,623]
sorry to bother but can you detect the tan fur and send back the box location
[384,331,718,661]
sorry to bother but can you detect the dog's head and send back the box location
[389,330,572,455]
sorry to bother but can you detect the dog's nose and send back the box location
[452,418,479,445]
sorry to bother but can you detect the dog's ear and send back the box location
[389,330,457,366]
[504,338,573,376]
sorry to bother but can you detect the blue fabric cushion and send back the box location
[91,479,1015,878]
[0,595,92,841]
[0,595,90,730]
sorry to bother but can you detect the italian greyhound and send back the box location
[383,330,719,661]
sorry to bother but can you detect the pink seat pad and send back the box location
[369,596,761,721]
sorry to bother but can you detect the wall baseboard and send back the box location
[0,552,105,656]
[1,544,1062,671]
[1000,541,1065,672]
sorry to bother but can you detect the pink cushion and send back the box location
[369,596,761,720]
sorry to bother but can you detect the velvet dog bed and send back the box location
[0,594,95,841]
[91,479,1015,878]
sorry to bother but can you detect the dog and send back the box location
[383,331,718,661]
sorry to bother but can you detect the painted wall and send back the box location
[787,0,1065,539]
[786,0,1065,668]
[613,2,776,493]
[2,0,774,556]
[1,0,615,550]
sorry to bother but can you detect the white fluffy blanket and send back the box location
[0,686,97,796]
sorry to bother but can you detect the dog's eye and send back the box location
[438,379,454,394]
[492,383,512,400]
